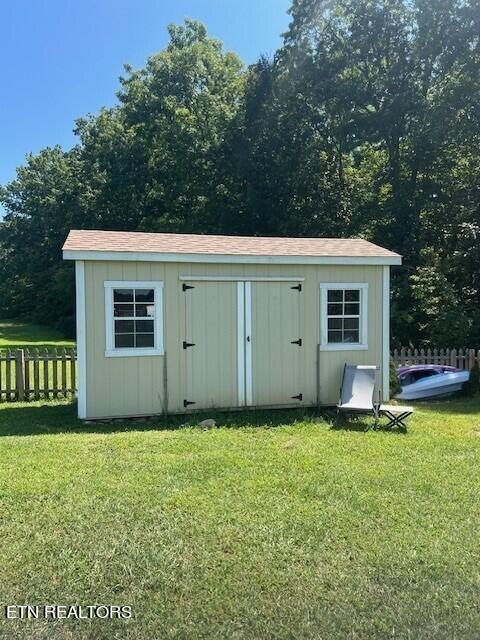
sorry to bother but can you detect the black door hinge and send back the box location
[183,399,196,408]
[291,393,303,401]
[183,341,196,349]
[182,283,195,291]
[291,283,302,291]
[291,338,302,347]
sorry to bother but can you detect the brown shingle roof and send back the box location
[63,229,400,259]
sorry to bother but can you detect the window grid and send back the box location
[327,288,361,344]
[113,288,155,349]
[104,280,164,357]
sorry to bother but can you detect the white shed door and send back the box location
[183,281,239,410]
[183,279,303,410]
[249,281,303,406]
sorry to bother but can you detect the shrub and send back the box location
[462,361,480,396]
[389,357,401,397]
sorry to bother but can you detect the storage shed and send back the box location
[63,230,401,419]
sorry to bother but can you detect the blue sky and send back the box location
[0,0,291,213]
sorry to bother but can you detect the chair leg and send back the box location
[373,405,380,430]
[383,411,411,431]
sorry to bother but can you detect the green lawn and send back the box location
[0,399,479,639]
[0,320,75,351]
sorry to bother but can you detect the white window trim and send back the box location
[104,280,164,357]
[319,283,368,351]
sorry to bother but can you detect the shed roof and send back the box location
[63,230,401,265]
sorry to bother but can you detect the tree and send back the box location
[0,20,245,333]
[1,7,480,347]
[281,0,480,345]
[0,147,83,332]
[75,19,244,234]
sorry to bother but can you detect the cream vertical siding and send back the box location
[84,261,167,418]
[185,281,239,409]
[83,260,386,418]
[250,281,303,406]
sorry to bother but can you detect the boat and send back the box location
[395,364,470,400]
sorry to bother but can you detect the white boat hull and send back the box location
[396,371,470,401]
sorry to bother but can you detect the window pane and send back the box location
[135,289,154,303]
[134,303,155,318]
[328,330,343,343]
[114,289,134,303]
[328,303,343,316]
[115,320,134,333]
[135,320,154,333]
[111,286,158,351]
[136,333,155,348]
[328,318,342,330]
[344,303,360,315]
[344,330,359,343]
[328,289,343,302]
[344,317,359,330]
[345,289,360,302]
[115,333,135,348]
[114,303,134,317]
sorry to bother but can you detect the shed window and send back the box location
[104,281,164,357]
[320,283,368,351]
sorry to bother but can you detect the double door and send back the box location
[183,279,303,410]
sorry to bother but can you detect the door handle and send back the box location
[246,336,251,342]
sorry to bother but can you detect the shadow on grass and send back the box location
[330,414,408,435]
[411,394,480,416]
[0,401,413,438]
[0,402,325,437]
[0,320,74,351]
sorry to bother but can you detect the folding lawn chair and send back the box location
[337,364,414,430]
[337,364,380,424]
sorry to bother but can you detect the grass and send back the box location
[0,399,479,639]
[0,320,75,351]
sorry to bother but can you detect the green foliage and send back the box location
[410,251,470,347]
[1,6,480,347]
[389,357,401,397]
[281,0,480,346]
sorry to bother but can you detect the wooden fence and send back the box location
[0,348,77,402]
[392,348,480,370]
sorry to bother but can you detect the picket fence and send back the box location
[392,347,480,370]
[0,348,77,402]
